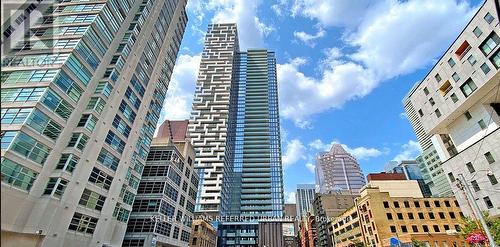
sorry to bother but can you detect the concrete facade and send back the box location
[405,0,500,217]
[1,0,187,246]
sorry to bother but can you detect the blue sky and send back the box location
[158,0,483,203]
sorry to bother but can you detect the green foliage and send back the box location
[411,239,426,247]
[460,212,500,246]
[350,239,366,247]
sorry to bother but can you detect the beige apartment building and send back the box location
[405,0,499,217]
[189,219,217,247]
[1,0,188,246]
[331,180,465,247]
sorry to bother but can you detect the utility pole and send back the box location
[457,174,497,247]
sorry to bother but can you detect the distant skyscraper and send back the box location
[296,184,315,217]
[188,23,239,217]
[0,0,188,245]
[315,144,366,193]
[124,120,198,247]
[385,160,432,197]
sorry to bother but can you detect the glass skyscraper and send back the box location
[1,0,187,246]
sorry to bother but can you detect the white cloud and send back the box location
[305,163,315,173]
[210,0,274,49]
[278,0,476,126]
[285,191,296,203]
[293,27,326,47]
[278,55,377,124]
[394,140,422,161]
[159,54,201,122]
[282,139,306,168]
[308,139,388,160]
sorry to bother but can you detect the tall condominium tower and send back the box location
[295,184,315,218]
[403,85,453,197]
[188,23,239,217]
[405,0,499,217]
[124,120,198,247]
[1,0,187,246]
[315,144,366,194]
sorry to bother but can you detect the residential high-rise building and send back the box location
[188,23,239,217]
[123,120,198,247]
[1,0,188,246]
[404,85,453,197]
[296,184,315,218]
[384,160,432,197]
[405,0,499,217]
[220,49,283,218]
[315,144,366,194]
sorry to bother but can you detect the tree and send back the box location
[411,239,426,247]
[460,212,500,246]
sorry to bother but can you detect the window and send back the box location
[97,148,120,171]
[26,109,62,140]
[1,108,32,124]
[94,81,113,98]
[412,225,419,232]
[439,80,452,96]
[467,55,477,65]
[113,205,130,222]
[424,201,431,207]
[435,74,442,82]
[79,188,106,211]
[429,212,435,219]
[105,131,126,153]
[480,63,491,74]
[112,115,131,138]
[464,111,472,120]
[480,32,499,55]
[138,181,165,194]
[485,152,495,164]
[478,119,487,130]
[397,213,403,220]
[423,225,429,232]
[1,158,38,191]
[429,97,435,106]
[43,177,68,198]
[423,87,429,95]
[401,226,408,233]
[488,174,498,185]
[433,225,440,232]
[449,212,456,219]
[439,212,446,219]
[455,40,471,59]
[448,172,456,182]
[444,225,450,231]
[435,109,442,118]
[41,89,74,120]
[88,167,113,190]
[450,93,459,103]
[390,226,396,233]
[473,26,483,37]
[414,201,420,208]
[460,79,477,97]
[77,114,98,132]
[448,58,456,67]
[455,225,462,232]
[386,213,393,220]
[466,162,475,173]
[55,153,79,173]
[452,72,460,82]
[491,50,500,68]
[418,109,424,117]
[10,131,51,164]
[53,71,83,102]
[471,180,480,192]
[483,196,494,209]
[67,133,89,151]
[484,12,495,24]
[1,87,46,102]
[68,212,98,234]
[408,213,414,220]
[86,97,106,114]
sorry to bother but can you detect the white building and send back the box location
[406,0,499,217]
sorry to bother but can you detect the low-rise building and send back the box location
[190,219,217,247]
[329,206,362,247]
[355,182,465,247]
[298,213,316,247]
[312,191,357,247]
